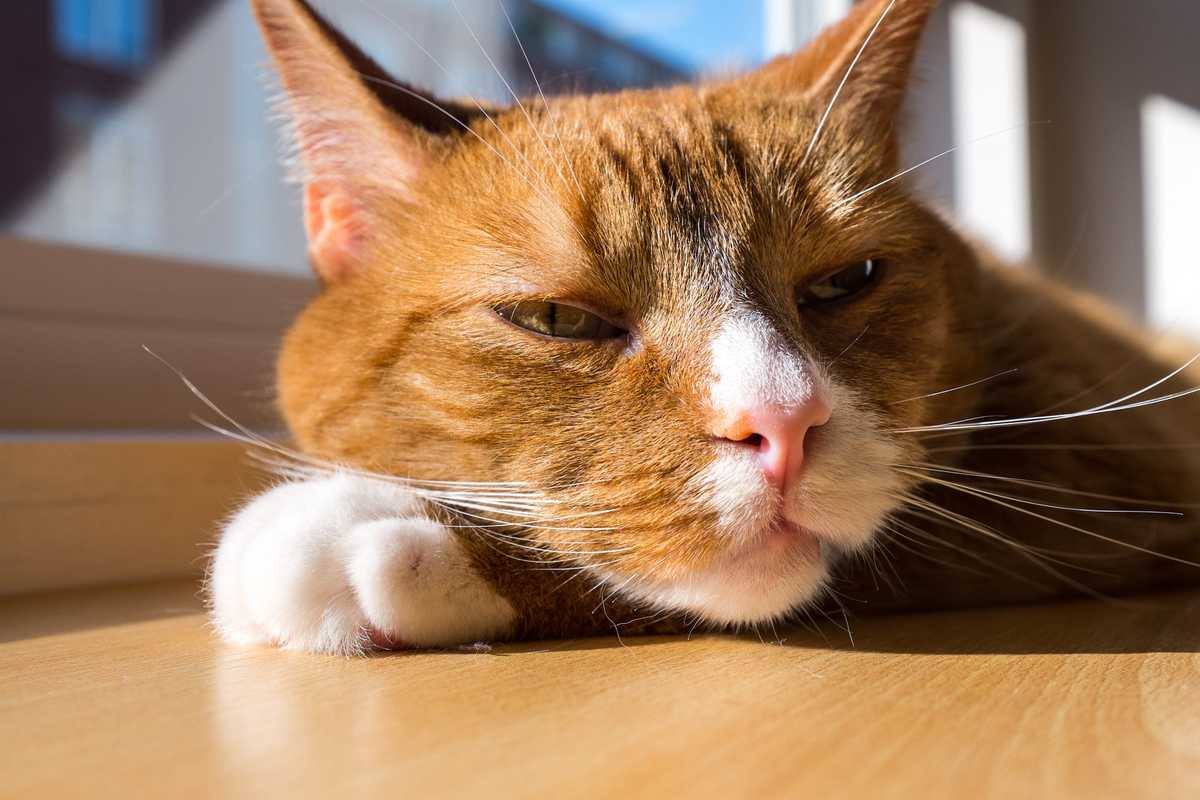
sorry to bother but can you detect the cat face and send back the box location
[262,0,981,624]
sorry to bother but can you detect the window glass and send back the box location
[2,0,767,274]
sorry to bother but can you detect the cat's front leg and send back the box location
[208,474,516,655]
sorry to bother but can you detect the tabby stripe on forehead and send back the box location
[598,133,644,205]
[708,121,746,187]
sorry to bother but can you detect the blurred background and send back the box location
[2,0,1198,432]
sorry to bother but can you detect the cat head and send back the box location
[257,0,982,624]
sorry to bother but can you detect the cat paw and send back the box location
[208,474,515,655]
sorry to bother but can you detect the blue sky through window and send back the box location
[53,0,152,69]
[538,0,766,73]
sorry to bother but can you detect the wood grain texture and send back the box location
[2,580,1198,799]
[0,439,266,596]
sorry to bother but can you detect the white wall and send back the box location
[1030,0,1200,329]
[902,0,1199,336]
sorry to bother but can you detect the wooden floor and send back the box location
[3,581,1199,799]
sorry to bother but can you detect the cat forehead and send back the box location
[436,92,903,310]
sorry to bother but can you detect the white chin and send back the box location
[599,531,829,626]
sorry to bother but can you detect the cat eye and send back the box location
[495,300,626,341]
[798,259,884,306]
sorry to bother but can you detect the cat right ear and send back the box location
[739,0,934,171]
[252,0,496,282]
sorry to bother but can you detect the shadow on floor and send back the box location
[0,579,202,644]
[5,579,1198,657]
[483,590,1200,658]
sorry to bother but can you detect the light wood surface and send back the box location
[3,581,1199,799]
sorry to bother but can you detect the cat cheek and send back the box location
[304,184,367,282]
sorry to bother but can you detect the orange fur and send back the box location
[247,0,1200,639]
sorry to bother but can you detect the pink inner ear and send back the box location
[304,183,366,282]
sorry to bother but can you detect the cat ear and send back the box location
[744,0,934,161]
[252,0,497,282]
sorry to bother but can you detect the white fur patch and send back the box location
[596,540,827,626]
[685,453,774,542]
[622,346,910,626]
[709,311,816,417]
[209,474,516,655]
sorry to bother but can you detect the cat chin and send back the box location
[785,496,895,552]
[594,525,831,626]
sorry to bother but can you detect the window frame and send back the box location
[0,235,315,431]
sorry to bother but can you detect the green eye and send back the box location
[798,259,884,306]
[495,300,626,341]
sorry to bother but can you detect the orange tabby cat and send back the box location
[208,0,1200,654]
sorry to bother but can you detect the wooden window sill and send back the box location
[1,436,265,596]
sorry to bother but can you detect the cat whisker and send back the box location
[927,442,1200,454]
[226,418,685,536]
[147,360,615,529]
[353,73,569,231]
[825,324,870,371]
[904,416,1009,443]
[446,0,567,197]
[497,0,586,200]
[765,616,784,647]
[464,528,633,558]
[895,460,1200,509]
[551,565,592,593]
[355,1,585,238]
[470,532,627,571]
[897,493,1113,593]
[592,572,641,617]
[895,466,1185,517]
[882,518,996,579]
[894,492,1119,567]
[831,120,1049,212]
[460,0,580,201]
[889,368,1019,405]
[251,451,536,493]
[421,490,554,507]
[449,513,631,560]
[475,532,633,556]
[845,531,894,594]
[431,498,619,528]
[241,441,556,511]
[907,472,1190,515]
[897,470,1200,570]
[812,594,856,647]
[613,607,677,631]
[803,0,898,165]
[891,355,1200,435]
[1021,351,1140,421]
[892,508,1090,591]
[187,417,553,516]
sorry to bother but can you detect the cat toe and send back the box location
[345,518,517,649]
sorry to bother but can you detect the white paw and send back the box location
[208,474,515,655]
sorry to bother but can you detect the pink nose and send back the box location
[711,395,833,489]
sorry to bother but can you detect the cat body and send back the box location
[210,0,1200,653]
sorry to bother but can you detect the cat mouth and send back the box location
[724,516,822,566]
[593,510,829,626]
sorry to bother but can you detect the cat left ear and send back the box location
[743,0,934,163]
[252,0,498,282]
